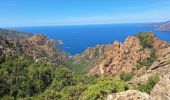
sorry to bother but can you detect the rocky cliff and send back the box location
[73,32,167,76]
[89,36,151,76]
[22,34,68,63]
[0,33,69,65]
[73,32,170,99]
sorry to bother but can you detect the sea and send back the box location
[6,23,170,55]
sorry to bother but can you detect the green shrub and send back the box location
[61,85,86,100]
[73,75,99,85]
[119,71,134,81]
[168,60,170,64]
[81,77,129,100]
[28,62,56,94]
[0,57,61,98]
[137,49,157,69]
[1,95,14,100]
[136,32,155,48]
[0,54,5,64]
[137,74,159,94]
[33,89,61,100]
[53,68,76,87]
[67,61,90,75]
[0,54,132,100]
[26,68,77,100]
[0,79,9,97]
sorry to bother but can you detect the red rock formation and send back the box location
[0,34,68,64]
[22,34,68,63]
[89,36,151,76]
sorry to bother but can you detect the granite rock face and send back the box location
[130,43,170,84]
[150,74,170,100]
[22,34,68,63]
[0,34,68,64]
[74,32,170,78]
[73,32,170,100]
[107,74,170,100]
[88,36,151,76]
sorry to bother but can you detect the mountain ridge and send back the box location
[0,32,69,65]
[143,21,170,31]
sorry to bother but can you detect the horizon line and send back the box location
[0,20,165,28]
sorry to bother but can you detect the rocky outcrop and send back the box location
[150,74,170,100]
[88,36,151,76]
[106,90,152,100]
[107,74,170,100]
[0,35,21,57]
[130,43,170,84]
[22,34,68,63]
[73,32,170,78]
[72,45,105,63]
[0,34,69,65]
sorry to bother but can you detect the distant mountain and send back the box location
[157,21,170,31]
[143,21,170,31]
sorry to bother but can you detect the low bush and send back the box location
[136,32,155,48]
[0,57,78,99]
[119,71,134,81]
[137,49,157,69]
[81,77,129,100]
[67,61,90,75]
[1,95,14,100]
[137,74,160,94]
[60,85,87,100]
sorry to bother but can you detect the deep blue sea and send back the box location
[6,23,170,55]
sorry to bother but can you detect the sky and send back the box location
[0,0,170,26]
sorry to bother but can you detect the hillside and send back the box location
[0,29,170,100]
[71,32,170,99]
[0,29,33,40]
[0,32,69,65]
[72,32,166,75]
[144,21,170,31]
[157,21,170,31]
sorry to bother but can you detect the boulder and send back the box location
[150,74,170,100]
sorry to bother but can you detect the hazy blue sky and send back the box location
[1,0,170,26]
